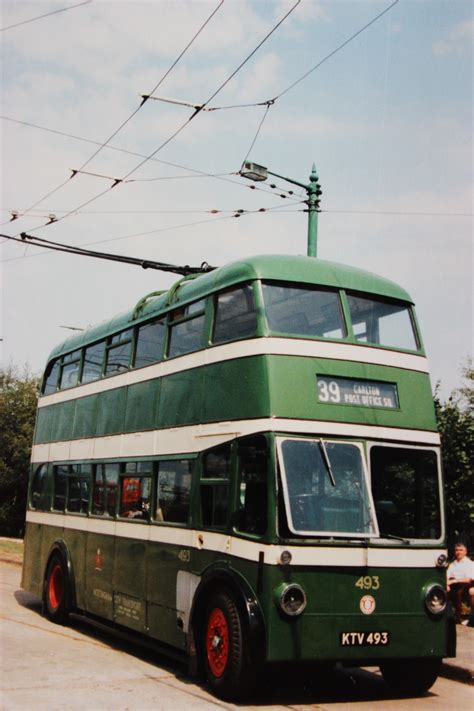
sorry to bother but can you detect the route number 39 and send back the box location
[318,380,341,403]
[355,576,380,590]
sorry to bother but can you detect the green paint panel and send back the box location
[21,522,44,597]
[96,388,127,436]
[34,407,54,444]
[159,369,204,428]
[52,400,76,442]
[85,532,115,620]
[267,356,437,431]
[202,357,270,423]
[73,394,98,439]
[125,379,160,432]
[114,537,148,600]
[62,526,87,610]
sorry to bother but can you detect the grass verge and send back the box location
[0,538,24,565]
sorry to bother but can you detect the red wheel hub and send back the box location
[48,563,62,610]
[206,608,229,677]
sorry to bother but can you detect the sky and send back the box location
[0,0,472,398]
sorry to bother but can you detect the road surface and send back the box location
[1,562,471,710]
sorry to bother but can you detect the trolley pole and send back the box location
[239,161,322,257]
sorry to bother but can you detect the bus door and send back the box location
[113,463,153,633]
[147,459,193,649]
[85,463,119,621]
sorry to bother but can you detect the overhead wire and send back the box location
[2,0,401,240]
[117,0,302,182]
[0,0,92,32]
[0,114,303,206]
[5,0,225,229]
[0,199,306,264]
[271,0,400,101]
[2,0,302,235]
[76,0,225,175]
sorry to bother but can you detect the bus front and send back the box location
[251,261,451,694]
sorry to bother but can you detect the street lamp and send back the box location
[239,161,322,257]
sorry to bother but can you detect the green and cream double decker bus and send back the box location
[22,254,453,700]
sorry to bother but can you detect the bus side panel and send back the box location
[62,526,88,611]
[113,532,148,632]
[85,530,116,621]
[21,521,44,597]
[147,535,190,649]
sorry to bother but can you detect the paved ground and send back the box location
[1,562,473,710]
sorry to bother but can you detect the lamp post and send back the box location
[239,161,322,257]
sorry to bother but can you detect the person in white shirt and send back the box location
[447,543,474,624]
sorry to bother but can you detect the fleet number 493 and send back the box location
[355,575,380,590]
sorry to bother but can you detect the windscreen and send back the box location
[370,446,442,541]
[277,438,377,537]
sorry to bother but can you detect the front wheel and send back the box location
[203,590,257,701]
[44,554,70,625]
[380,658,441,695]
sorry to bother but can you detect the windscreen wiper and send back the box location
[319,440,336,487]
[378,533,410,544]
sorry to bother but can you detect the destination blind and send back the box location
[317,375,399,410]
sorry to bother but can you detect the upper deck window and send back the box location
[105,329,133,376]
[43,360,60,394]
[59,349,82,389]
[213,285,257,344]
[347,294,418,351]
[168,299,206,358]
[82,341,106,383]
[134,318,166,368]
[262,282,346,339]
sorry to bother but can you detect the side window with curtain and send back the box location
[67,464,91,514]
[92,463,119,516]
[120,462,152,520]
[200,443,232,529]
[155,460,192,524]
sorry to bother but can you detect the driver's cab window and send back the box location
[235,436,267,536]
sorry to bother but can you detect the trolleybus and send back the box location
[22,253,453,700]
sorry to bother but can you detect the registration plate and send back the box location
[340,631,390,647]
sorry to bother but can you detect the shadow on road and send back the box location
[13,587,437,707]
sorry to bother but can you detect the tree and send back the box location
[0,366,39,537]
[435,361,474,553]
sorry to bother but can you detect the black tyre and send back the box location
[203,590,257,701]
[44,554,70,624]
[380,657,441,695]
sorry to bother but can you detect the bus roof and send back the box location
[47,254,414,361]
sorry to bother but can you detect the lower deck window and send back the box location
[156,460,192,524]
[92,463,119,516]
[31,464,50,510]
[120,463,152,520]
